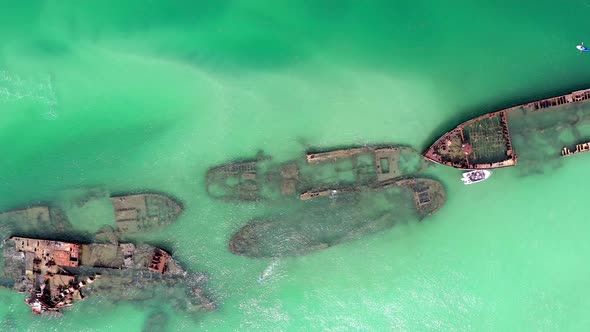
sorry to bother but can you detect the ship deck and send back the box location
[463,114,510,165]
[424,88,590,169]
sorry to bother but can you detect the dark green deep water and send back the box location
[3,1,590,331]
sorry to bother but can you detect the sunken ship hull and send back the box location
[0,192,183,241]
[0,191,212,315]
[228,178,446,258]
[207,145,426,201]
[1,236,214,314]
[424,88,590,169]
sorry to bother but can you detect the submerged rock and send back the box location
[228,178,446,258]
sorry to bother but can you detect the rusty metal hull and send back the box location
[206,145,426,201]
[424,88,590,169]
[1,236,214,314]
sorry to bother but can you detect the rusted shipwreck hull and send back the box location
[228,178,446,258]
[0,192,211,315]
[0,206,71,238]
[424,88,590,169]
[1,236,214,314]
[206,145,425,201]
[0,192,183,239]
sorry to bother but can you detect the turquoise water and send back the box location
[3,1,590,330]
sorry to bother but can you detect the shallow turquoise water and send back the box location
[2,1,590,331]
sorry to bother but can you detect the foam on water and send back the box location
[0,70,58,120]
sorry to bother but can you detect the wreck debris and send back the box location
[0,206,72,234]
[387,178,446,218]
[0,207,51,225]
[1,236,214,314]
[206,161,261,201]
[6,237,97,314]
[306,147,371,163]
[279,163,300,196]
[299,188,358,201]
[300,178,446,218]
[147,248,169,273]
[561,142,590,157]
[305,146,422,183]
[424,88,590,169]
[192,287,216,311]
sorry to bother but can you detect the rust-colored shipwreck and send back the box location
[210,145,447,258]
[424,88,590,169]
[3,236,189,314]
[207,145,428,201]
[0,192,214,315]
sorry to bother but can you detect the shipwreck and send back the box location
[207,145,426,201]
[210,145,446,258]
[0,192,183,241]
[0,191,213,315]
[96,193,183,241]
[424,88,590,169]
[228,177,446,258]
[1,236,214,314]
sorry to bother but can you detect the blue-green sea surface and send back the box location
[2,1,590,331]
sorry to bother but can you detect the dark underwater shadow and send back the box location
[142,310,170,332]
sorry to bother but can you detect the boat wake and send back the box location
[258,259,280,283]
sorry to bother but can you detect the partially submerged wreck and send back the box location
[561,141,590,157]
[110,194,183,233]
[0,192,183,242]
[424,88,590,169]
[228,177,446,258]
[1,236,214,314]
[0,192,212,315]
[207,146,425,201]
[0,206,71,237]
[212,145,446,258]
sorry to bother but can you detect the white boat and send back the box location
[461,170,492,185]
[577,43,589,52]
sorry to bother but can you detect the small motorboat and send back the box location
[577,43,589,52]
[461,170,492,185]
